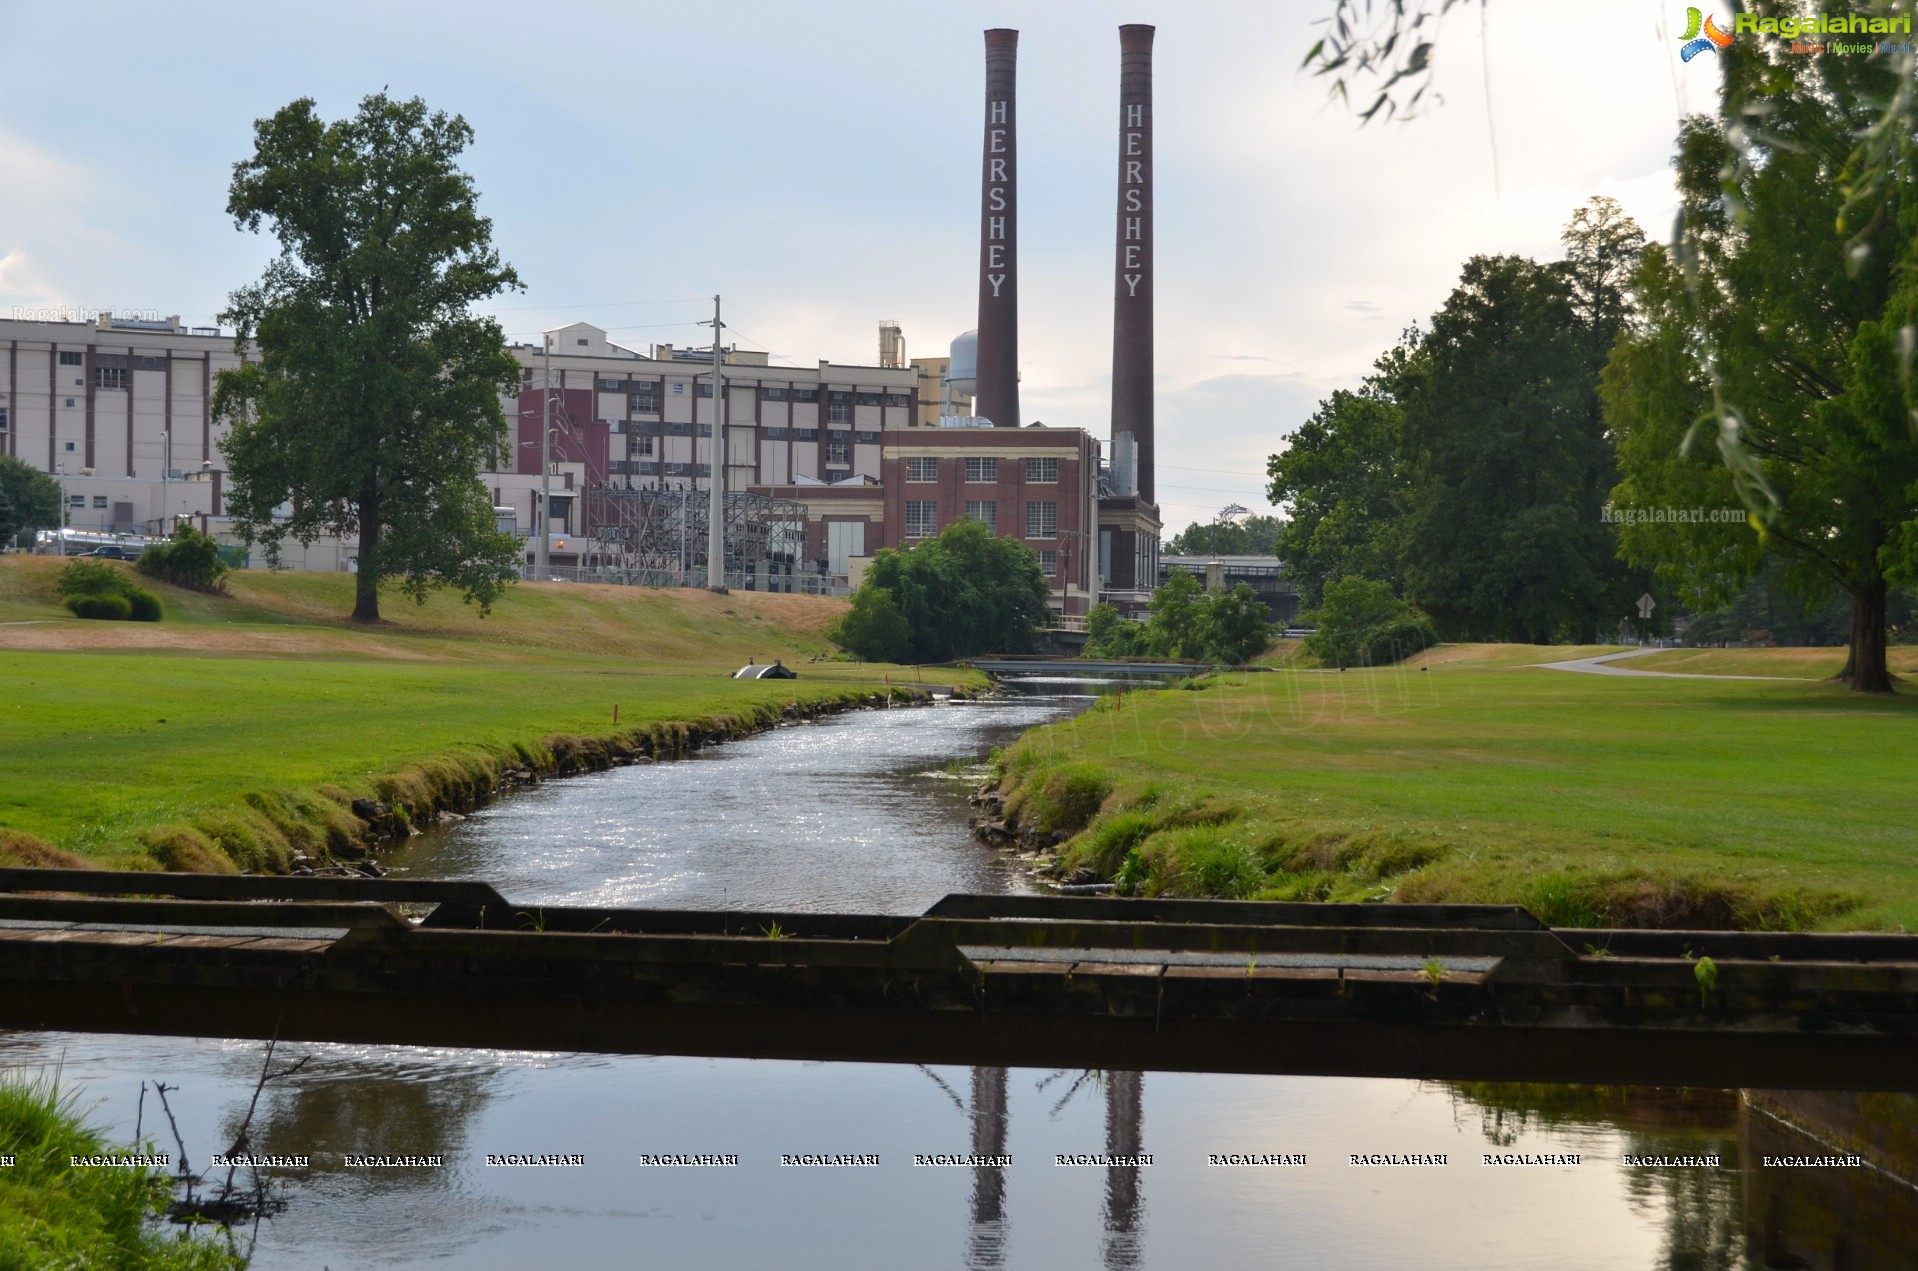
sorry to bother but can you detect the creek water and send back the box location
[0,685,1894,1268]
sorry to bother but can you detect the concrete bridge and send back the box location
[969,655,1209,677]
[1,868,1914,1091]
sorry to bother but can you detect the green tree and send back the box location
[1304,575,1435,669]
[1082,601,1149,658]
[1608,46,1918,690]
[1267,335,1416,609]
[212,93,524,623]
[833,519,1051,663]
[1165,514,1285,557]
[1144,569,1205,657]
[827,586,912,663]
[0,456,62,549]
[1398,253,1624,642]
[1200,583,1273,664]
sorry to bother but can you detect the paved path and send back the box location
[1534,648,1812,681]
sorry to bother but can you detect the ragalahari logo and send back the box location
[1679,7,1736,60]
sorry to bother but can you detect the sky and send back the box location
[0,0,1715,534]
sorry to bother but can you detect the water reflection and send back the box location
[1442,1084,1744,1270]
[968,1067,1008,1270]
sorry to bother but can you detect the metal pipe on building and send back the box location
[538,334,551,580]
[707,294,725,592]
[975,29,1020,430]
[1111,24,1155,505]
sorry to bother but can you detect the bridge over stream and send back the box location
[1,868,1913,1091]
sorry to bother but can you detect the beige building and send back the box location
[2,313,247,485]
[910,355,972,427]
[497,323,919,556]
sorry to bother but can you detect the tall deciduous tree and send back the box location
[1399,248,1637,643]
[1266,334,1414,610]
[213,93,523,623]
[1608,36,1918,691]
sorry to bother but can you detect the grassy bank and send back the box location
[0,1071,237,1269]
[994,645,1918,931]
[0,556,974,871]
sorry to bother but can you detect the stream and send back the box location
[0,685,1897,1268]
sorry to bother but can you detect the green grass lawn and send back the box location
[1630,645,1918,678]
[0,556,970,869]
[1005,649,1918,931]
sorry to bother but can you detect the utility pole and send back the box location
[705,295,726,592]
[538,333,552,581]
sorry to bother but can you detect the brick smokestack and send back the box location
[976,28,1020,429]
[1111,24,1154,502]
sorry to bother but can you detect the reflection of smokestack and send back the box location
[1102,1070,1145,1271]
[1111,24,1154,502]
[966,1066,1009,1268]
[976,29,1020,429]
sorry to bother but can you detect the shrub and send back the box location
[66,592,132,621]
[136,522,229,592]
[124,588,164,622]
[1303,576,1436,668]
[1170,825,1264,898]
[55,558,128,601]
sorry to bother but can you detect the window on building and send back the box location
[765,426,789,440]
[639,460,660,476]
[1038,549,1058,575]
[632,384,661,413]
[1026,457,1059,483]
[854,391,882,407]
[576,338,589,346]
[698,423,712,437]
[672,382,685,395]
[59,351,82,366]
[854,430,881,444]
[635,437,655,456]
[598,378,627,392]
[904,457,938,483]
[666,421,691,436]
[696,462,711,477]
[964,500,997,532]
[826,403,851,424]
[695,382,714,398]
[905,500,938,538]
[0,407,9,431]
[64,438,75,449]
[792,388,819,403]
[1025,500,1058,539]
[761,387,787,402]
[795,428,819,442]
[964,457,998,483]
[95,368,125,390]
[825,437,850,465]
[134,355,166,371]
[69,495,84,508]
[883,393,910,407]
[92,496,107,509]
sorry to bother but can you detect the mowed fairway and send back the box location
[0,557,956,865]
[1014,645,1918,930]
